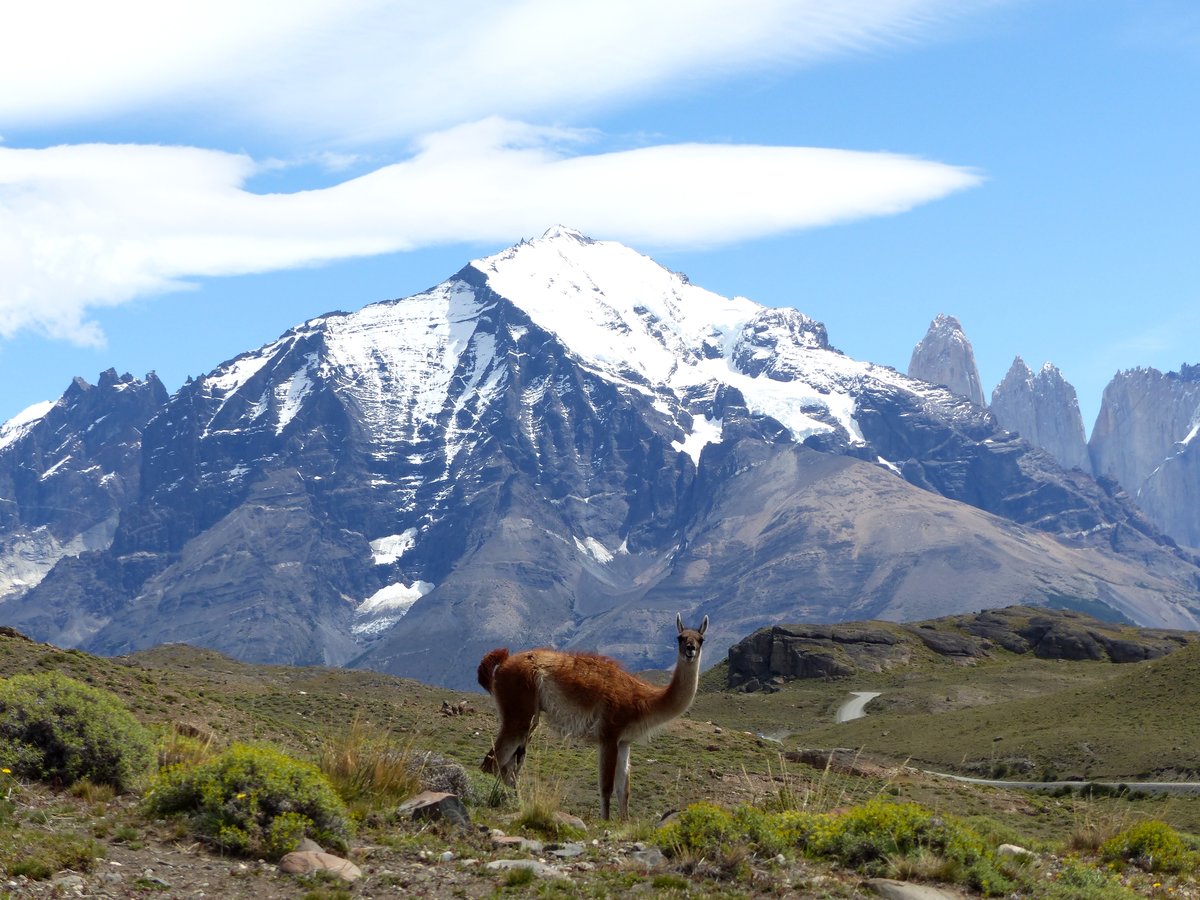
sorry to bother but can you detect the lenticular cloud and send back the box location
[0,120,980,345]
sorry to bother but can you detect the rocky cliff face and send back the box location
[1090,364,1200,549]
[0,370,167,612]
[2,232,1199,688]
[990,357,1091,473]
[907,314,986,406]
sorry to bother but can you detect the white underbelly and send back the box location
[537,680,603,742]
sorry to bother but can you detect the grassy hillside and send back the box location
[6,620,1200,896]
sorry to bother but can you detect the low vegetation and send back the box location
[2,622,1200,896]
[146,743,355,858]
[0,670,154,792]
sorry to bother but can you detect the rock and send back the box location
[278,851,362,883]
[1022,621,1105,661]
[997,843,1034,858]
[485,859,568,879]
[491,835,544,853]
[553,810,587,832]
[865,878,966,898]
[624,847,667,869]
[548,843,586,859]
[727,606,1199,685]
[905,627,984,658]
[784,748,893,779]
[51,874,86,893]
[396,790,470,827]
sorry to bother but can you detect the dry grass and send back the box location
[1067,803,1140,855]
[156,722,221,770]
[316,713,423,813]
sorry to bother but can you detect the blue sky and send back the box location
[1,1,1196,433]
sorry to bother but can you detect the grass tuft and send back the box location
[317,714,424,815]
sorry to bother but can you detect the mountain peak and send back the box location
[538,225,594,244]
[463,230,905,447]
[991,356,1090,472]
[908,313,985,406]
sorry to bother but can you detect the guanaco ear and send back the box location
[676,612,684,634]
[699,615,709,636]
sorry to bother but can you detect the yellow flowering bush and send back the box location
[145,743,353,859]
[1100,820,1197,875]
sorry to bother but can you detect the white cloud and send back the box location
[0,121,980,344]
[1,1,993,144]
[0,3,998,345]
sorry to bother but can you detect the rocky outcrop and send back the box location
[907,314,985,406]
[725,606,1196,686]
[726,623,913,687]
[1090,364,1200,549]
[990,357,1091,473]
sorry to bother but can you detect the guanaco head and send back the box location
[675,613,709,663]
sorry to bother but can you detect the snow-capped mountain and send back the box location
[2,229,1199,688]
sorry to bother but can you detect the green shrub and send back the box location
[0,672,153,792]
[1044,860,1141,899]
[659,799,1016,895]
[658,802,739,858]
[1099,820,1197,874]
[812,801,950,864]
[146,743,354,859]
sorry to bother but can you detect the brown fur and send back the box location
[477,647,510,693]
[478,613,708,819]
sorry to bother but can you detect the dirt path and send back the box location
[835,691,881,723]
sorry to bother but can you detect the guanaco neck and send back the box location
[654,651,702,720]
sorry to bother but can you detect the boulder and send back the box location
[278,851,362,883]
[396,790,470,827]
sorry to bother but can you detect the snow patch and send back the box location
[206,353,270,396]
[877,456,902,475]
[1183,420,1200,447]
[353,580,434,634]
[39,455,72,480]
[370,529,418,565]
[275,355,317,433]
[472,231,924,446]
[574,536,614,564]
[0,400,54,453]
[673,416,722,464]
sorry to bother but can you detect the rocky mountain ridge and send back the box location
[907,317,1198,551]
[1,230,1199,688]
